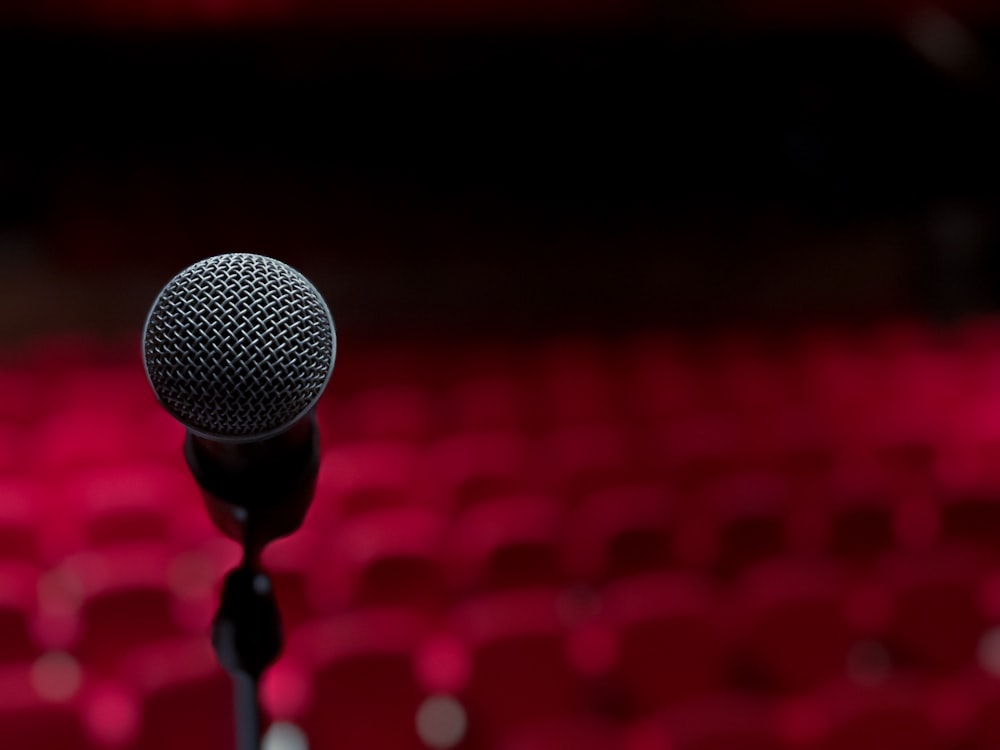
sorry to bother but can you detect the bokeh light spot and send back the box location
[416,694,467,750]
[263,721,309,750]
[31,651,82,702]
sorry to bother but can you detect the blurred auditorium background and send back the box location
[1,0,1000,748]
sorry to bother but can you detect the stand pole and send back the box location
[233,672,262,750]
[211,560,283,750]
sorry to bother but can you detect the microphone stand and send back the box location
[212,554,282,750]
[184,416,320,750]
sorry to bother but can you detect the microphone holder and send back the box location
[184,415,321,750]
[212,562,282,750]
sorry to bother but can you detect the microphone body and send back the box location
[185,411,320,557]
[142,252,336,551]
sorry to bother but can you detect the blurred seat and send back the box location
[0,562,42,664]
[532,337,623,427]
[0,478,45,562]
[538,425,647,502]
[0,659,99,750]
[285,607,434,750]
[59,462,204,551]
[599,571,725,715]
[47,363,155,418]
[787,462,935,568]
[727,559,857,693]
[629,693,787,750]
[0,367,45,425]
[314,439,420,519]
[675,473,791,579]
[131,406,187,463]
[446,373,529,434]
[621,333,705,423]
[699,331,793,420]
[647,413,743,492]
[54,545,212,672]
[496,714,621,750]
[789,328,883,421]
[447,587,588,735]
[260,529,324,629]
[336,384,437,443]
[418,431,532,509]
[781,679,946,750]
[0,422,29,479]
[120,637,232,750]
[27,407,141,475]
[563,484,674,584]
[445,494,563,593]
[925,668,1000,750]
[871,547,993,675]
[312,506,449,613]
[935,485,1000,556]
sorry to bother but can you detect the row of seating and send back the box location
[0,467,992,583]
[7,641,1000,750]
[0,545,995,689]
[0,322,999,748]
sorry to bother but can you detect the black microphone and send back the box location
[142,252,337,557]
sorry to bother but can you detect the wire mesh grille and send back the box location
[143,253,336,440]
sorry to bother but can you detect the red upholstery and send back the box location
[600,572,725,714]
[286,608,434,750]
[7,322,1000,746]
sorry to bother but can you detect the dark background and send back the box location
[0,4,997,342]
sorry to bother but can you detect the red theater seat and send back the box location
[286,608,434,750]
[58,546,211,671]
[728,559,857,693]
[313,506,449,613]
[873,547,993,675]
[630,693,787,750]
[497,714,621,750]
[0,478,45,562]
[315,439,420,518]
[700,332,792,419]
[60,463,203,550]
[122,637,232,750]
[448,588,587,734]
[419,431,532,509]
[260,530,324,629]
[622,333,705,422]
[339,384,436,443]
[788,464,924,568]
[0,661,98,750]
[533,338,623,426]
[447,374,529,433]
[445,494,564,593]
[0,367,44,425]
[0,562,41,664]
[675,473,791,578]
[599,571,725,715]
[563,484,674,584]
[782,679,946,750]
[929,669,1000,750]
[28,408,140,475]
[539,425,645,501]
[648,412,743,491]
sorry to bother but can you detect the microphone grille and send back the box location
[143,253,336,441]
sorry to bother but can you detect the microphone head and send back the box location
[143,253,336,442]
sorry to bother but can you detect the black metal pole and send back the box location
[233,671,262,750]
[212,562,283,750]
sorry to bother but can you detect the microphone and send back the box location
[142,252,337,556]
